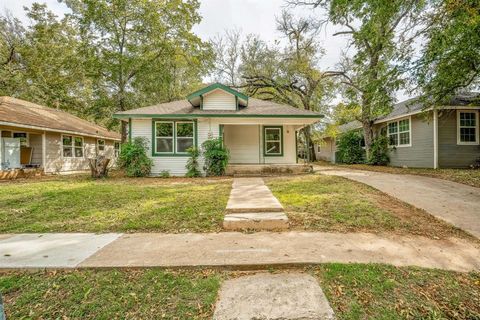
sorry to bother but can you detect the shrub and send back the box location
[117,137,153,177]
[185,146,201,177]
[336,130,365,164]
[160,170,170,178]
[368,135,390,165]
[202,137,229,176]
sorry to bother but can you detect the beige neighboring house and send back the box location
[114,83,323,176]
[0,97,121,174]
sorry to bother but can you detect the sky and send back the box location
[2,0,410,101]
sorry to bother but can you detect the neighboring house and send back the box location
[114,83,323,176]
[0,97,121,174]
[316,93,480,168]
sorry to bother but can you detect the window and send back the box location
[62,135,83,158]
[153,120,195,155]
[264,126,283,156]
[114,142,120,157]
[457,111,479,145]
[97,139,105,153]
[13,132,28,147]
[388,117,411,147]
[176,122,194,153]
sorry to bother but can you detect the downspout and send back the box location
[42,131,47,173]
[433,109,439,169]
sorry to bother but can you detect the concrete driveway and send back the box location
[316,166,480,238]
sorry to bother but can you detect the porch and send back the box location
[0,125,45,172]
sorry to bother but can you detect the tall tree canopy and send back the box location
[62,0,213,139]
[0,4,91,115]
[290,0,426,158]
[415,0,480,104]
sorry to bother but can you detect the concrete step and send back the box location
[223,212,289,231]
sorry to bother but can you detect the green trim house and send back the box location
[114,83,322,176]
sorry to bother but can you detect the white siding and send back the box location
[224,125,260,163]
[132,118,221,176]
[202,89,236,111]
[29,133,43,165]
[315,137,336,162]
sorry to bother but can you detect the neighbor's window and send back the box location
[97,139,105,153]
[154,121,195,155]
[13,132,28,147]
[264,126,283,156]
[63,135,83,158]
[176,122,194,153]
[388,118,411,147]
[458,111,478,144]
[114,142,120,157]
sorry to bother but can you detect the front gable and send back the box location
[187,83,248,111]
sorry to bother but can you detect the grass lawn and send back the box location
[1,265,478,319]
[0,269,222,319]
[266,174,471,240]
[315,161,480,188]
[0,175,231,233]
[312,264,480,319]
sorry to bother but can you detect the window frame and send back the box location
[457,110,479,145]
[263,126,284,157]
[152,120,197,157]
[97,139,106,153]
[62,134,84,158]
[175,121,195,154]
[12,132,29,147]
[387,116,412,148]
[114,142,121,157]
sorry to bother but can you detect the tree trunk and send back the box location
[88,156,110,178]
[302,126,317,162]
[121,121,128,143]
[362,121,374,160]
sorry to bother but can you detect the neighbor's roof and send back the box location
[0,97,121,140]
[332,93,480,135]
[114,98,323,119]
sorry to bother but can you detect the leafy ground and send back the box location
[266,174,471,240]
[0,269,222,319]
[312,264,480,320]
[0,175,231,233]
[1,265,478,319]
[315,161,480,188]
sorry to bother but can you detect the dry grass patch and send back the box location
[266,174,471,240]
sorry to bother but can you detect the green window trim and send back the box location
[151,119,197,157]
[263,126,284,157]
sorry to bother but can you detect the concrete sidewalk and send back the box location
[1,232,479,272]
[316,166,480,238]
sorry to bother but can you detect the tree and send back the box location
[211,29,242,87]
[62,0,213,140]
[0,4,91,115]
[415,0,480,104]
[215,11,334,161]
[290,0,426,157]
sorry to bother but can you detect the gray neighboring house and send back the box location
[316,93,480,168]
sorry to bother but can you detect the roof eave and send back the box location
[113,113,323,119]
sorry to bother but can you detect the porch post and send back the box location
[42,131,47,172]
[433,109,439,169]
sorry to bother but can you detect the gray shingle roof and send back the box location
[0,97,121,140]
[114,98,323,118]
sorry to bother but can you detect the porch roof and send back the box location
[0,97,121,140]
[114,98,323,119]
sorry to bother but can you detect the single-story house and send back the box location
[114,83,323,176]
[316,93,480,168]
[0,96,121,174]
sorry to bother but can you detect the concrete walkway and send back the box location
[316,166,480,239]
[1,232,479,272]
[224,178,288,230]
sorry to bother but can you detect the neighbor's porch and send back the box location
[0,125,46,177]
